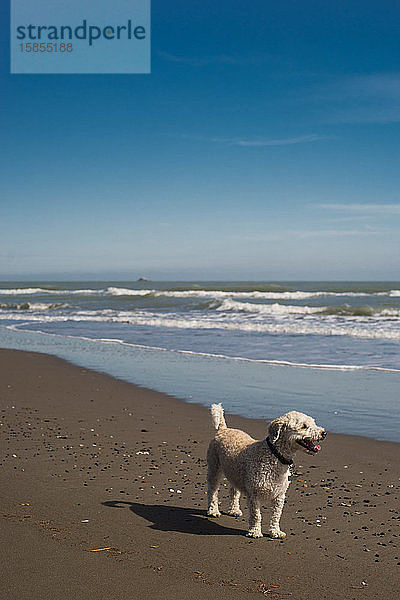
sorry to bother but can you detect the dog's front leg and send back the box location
[267,494,286,539]
[228,486,242,517]
[247,494,262,538]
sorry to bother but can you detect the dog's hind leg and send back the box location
[206,450,222,517]
[267,494,286,539]
[247,494,263,538]
[207,467,222,517]
[228,486,242,517]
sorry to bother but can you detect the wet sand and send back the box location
[0,348,399,599]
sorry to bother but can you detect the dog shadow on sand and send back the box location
[102,500,246,536]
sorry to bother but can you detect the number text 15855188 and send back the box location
[19,43,73,53]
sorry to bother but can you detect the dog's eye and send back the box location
[302,423,307,429]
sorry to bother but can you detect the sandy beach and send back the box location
[1,348,399,599]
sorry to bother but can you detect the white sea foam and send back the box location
[105,287,154,296]
[0,287,103,296]
[217,299,322,314]
[216,298,400,317]
[119,344,400,373]
[1,286,398,300]
[24,302,64,311]
[0,287,55,295]
[2,308,400,340]
[4,323,400,374]
[0,286,155,297]
[156,290,372,300]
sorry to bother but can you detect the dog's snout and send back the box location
[321,430,327,439]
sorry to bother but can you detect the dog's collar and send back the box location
[265,437,293,466]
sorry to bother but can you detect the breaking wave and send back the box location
[0,302,66,311]
[2,309,400,340]
[215,298,400,317]
[1,285,400,300]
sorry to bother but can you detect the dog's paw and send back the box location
[267,529,286,539]
[246,529,263,538]
[228,509,243,518]
[207,509,221,518]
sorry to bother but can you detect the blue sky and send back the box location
[1,0,400,280]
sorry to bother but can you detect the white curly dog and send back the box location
[207,404,326,539]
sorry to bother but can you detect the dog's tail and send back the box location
[210,403,227,431]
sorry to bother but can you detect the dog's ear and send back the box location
[268,418,285,443]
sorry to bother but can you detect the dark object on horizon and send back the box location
[137,276,149,281]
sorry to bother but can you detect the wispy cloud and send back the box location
[314,73,400,124]
[158,51,271,67]
[295,229,382,238]
[332,73,400,99]
[211,134,328,146]
[179,133,328,147]
[315,203,400,214]
[240,228,383,243]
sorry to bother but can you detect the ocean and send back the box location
[0,281,399,442]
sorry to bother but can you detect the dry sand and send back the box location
[0,348,399,599]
